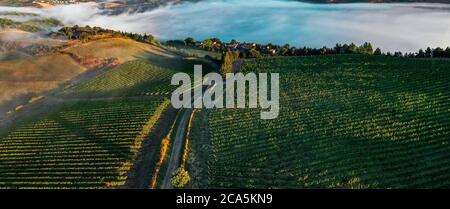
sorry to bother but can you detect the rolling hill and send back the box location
[0,28,219,188]
[189,55,450,189]
[0,31,176,120]
[0,1,449,190]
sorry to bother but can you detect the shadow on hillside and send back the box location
[59,55,217,99]
[52,113,131,161]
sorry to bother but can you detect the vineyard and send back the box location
[198,55,450,188]
[64,58,214,98]
[0,44,217,189]
[0,99,169,189]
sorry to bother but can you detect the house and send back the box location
[239,43,256,50]
[225,42,239,49]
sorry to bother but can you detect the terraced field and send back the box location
[194,55,450,189]
[0,99,169,189]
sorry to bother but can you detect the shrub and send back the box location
[171,167,191,188]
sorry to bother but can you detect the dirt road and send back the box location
[160,58,221,189]
[160,108,193,189]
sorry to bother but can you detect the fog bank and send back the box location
[2,0,450,52]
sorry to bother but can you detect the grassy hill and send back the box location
[0,53,86,103]
[0,35,175,116]
[189,55,450,189]
[61,38,177,65]
[0,31,219,188]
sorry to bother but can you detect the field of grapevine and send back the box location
[197,55,450,188]
[64,58,214,98]
[0,98,169,189]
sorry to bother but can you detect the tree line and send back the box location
[166,37,378,57]
[50,25,158,44]
[167,37,450,59]
[387,47,450,58]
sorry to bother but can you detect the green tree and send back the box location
[425,47,433,58]
[348,43,358,54]
[201,39,215,51]
[281,44,290,56]
[445,47,450,58]
[249,48,262,58]
[320,46,328,55]
[80,32,89,42]
[220,50,240,77]
[358,42,373,55]
[171,167,190,189]
[417,49,425,58]
[433,47,445,57]
[66,31,73,39]
[211,38,221,44]
[374,48,382,56]
[184,37,195,46]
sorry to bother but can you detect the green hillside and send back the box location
[0,18,62,32]
[190,55,450,189]
[0,36,217,188]
[0,99,169,189]
[63,58,214,98]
